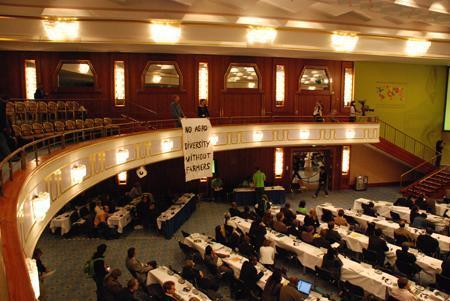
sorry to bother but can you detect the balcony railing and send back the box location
[0,115,378,195]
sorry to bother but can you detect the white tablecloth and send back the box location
[50,211,73,236]
[107,207,132,233]
[157,193,195,230]
[233,185,285,193]
[353,198,393,217]
[146,266,211,301]
[436,203,450,217]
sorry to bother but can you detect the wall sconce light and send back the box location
[32,192,51,222]
[116,148,129,165]
[342,146,350,175]
[331,32,359,52]
[343,67,354,106]
[405,39,431,56]
[24,60,37,100]
[117,171,127,185]
[42,17,79,41]
[299,129,310,139]
[71,164,87,184]
[198,62,209,102]
[26,258,40,299]
[114,61,125,106]
[247,27,277,44]
[274,148,284,178]
[210,134,219,146]
[345,129,356,139]
[161,139,174,152]
[275,65,285,107]
[150,22,181,43]
[253,131,264,142]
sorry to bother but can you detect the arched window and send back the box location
[225,64,260,89]
[142,62,181,88]
[299,66,331,91]
[57,61,95,88]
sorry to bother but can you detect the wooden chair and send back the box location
[43,122,55,135]
[25,100,38,122]
[37,101,48,122]
[56,101,66,120]
[47,101,57,121]
[20,124,34,141]
[31,123,45,138]
[14,102,26,124]
[54,121,65,133]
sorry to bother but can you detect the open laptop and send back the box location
[297,279,312,297]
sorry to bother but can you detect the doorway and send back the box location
[291,150,331,192]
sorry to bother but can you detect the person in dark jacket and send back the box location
[249,218,267,249]
[92,244,108,301]
[197,98,210,118]
[416,227,439,256]
[182,259,219,291]
[239,234,257,258]
[262,268,282,301]
[321,248,343,279]
[362,202,377,217]
[229,201,241,217]
[313,166,328,198]
[239,256,264,293]
[441,253,450,278]
[324,222,342,244]
[303,208,320,229]
[103,269,123,301]
[395,244,422,274]
[313,228,331,249]
[368,229,388,266]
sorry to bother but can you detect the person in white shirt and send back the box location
[259,239,275,268]
[389,277,418,301]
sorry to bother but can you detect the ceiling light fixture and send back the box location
[247,27,277,44]
[405,38,431,56]
[42,17,79,41]
[150,22,181,43]
[331,32,359,52]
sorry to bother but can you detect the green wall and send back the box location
[354,62,448,163]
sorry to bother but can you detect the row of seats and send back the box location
[6,100,88,124]
[12,117,113,141]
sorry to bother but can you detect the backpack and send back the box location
[84,257,103,278]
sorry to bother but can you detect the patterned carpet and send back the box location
[37,186,401,301]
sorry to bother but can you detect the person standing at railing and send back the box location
[170,94,185,128]
[349,101,359,122]
[435,140,444,168]
[313,101,323,122]
[197,98,209,118]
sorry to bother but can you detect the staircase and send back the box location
[401,167,450,198]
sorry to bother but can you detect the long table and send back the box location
[317,203,450,253]
[436,203,450,217]
[229,216,447,300]
[157,193,196,239]
[50,210,74,236]
[354,198,448,231]
[184,233,328,301]
[146,266,211,301]
[233,186,285,205]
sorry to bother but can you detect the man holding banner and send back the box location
[181,118,214,182]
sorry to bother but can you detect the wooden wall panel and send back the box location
[0,51,353,120]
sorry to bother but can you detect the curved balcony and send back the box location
[0,116,379,301]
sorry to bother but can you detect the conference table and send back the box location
[107,207,132,233]
[157,193,196,239]
[146,266,211,301]
[229,216,447,300]
[184,233,329,301]
[50,210,74,236]
[233,186,286,205]
[317,203,450,252]
[353,198,448,232]
[435,203,450,217]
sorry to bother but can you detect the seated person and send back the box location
[296,200,307,215]
[334,209,348,227]
[389,277,418,301]
[303,208,320,229]
[259,239,275,268]
[117,278,140,301]
[416,227,439,256]
[239,256,264,293]
[441,252,450,278]
[262,269,282,301]
[365,222,376,237]
[409,206,420,225]
[412,213,428,229]
[204,245,232,275]
[312,228,331,249]
[394,196,414,208]
[241,206,256,220]
[229,202,241,217]
[103,268,123,300]
[262,211,274,228]
[279,277,306,301]
[162,281,178,301]
[368,228,388,266]
[256,194,271,217]
[125,247,153,284]
[324,222,342,244]
[273,212,289,234]
[239,234,257,258]
[94,205,116,239]
[362,202,377,217]
[396,244,422,274]
[321,248,343,279]
[394,221,415,247]
[300,225,315,244]
[280,203,296,225]
[182,259,219,291]
[126,182,143,201]
[249,218,267,249]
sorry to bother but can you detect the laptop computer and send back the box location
[297,279,312,296]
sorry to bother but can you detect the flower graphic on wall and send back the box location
[376,83,405,101]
